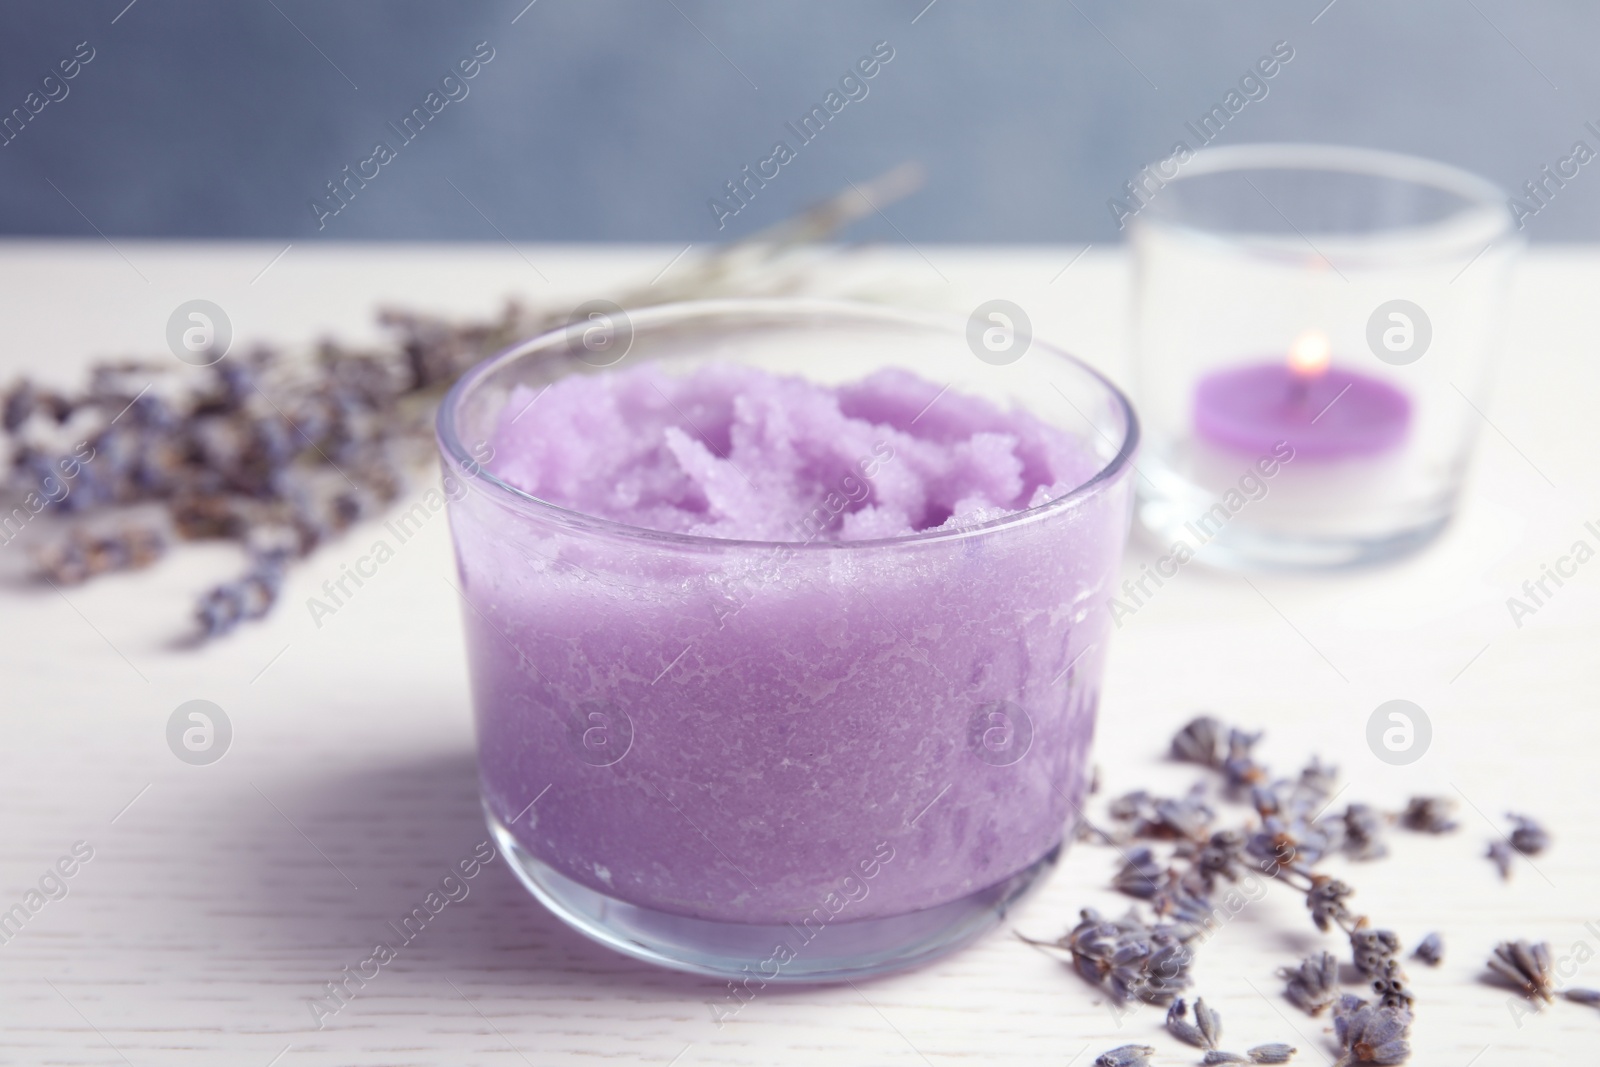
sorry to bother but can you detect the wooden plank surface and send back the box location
[0,240,1595,1065]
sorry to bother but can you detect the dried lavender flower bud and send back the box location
[1486,840,1514,880]
[1351,929,1401,978]
[1506,812,1550,856]
[1108,790,1153,822]
[2,380,34,431]
[1341,804,1389,861]
[1094,1045,1156,1067]
[1306,877,1356,933]
[1112,847,1165,899]
[1195,997,1222,1048]
[1297,757,1338,801]
[1107,789,1214,842]
[1203,1053,1248,1065]
[1151,871,1216,931]
[1193,829,1249,887]
[1166,997,1208,1048]
[1332,994,1412,1066]
[1371,958,1413,1011]
[1399,796,1457,834]
[1412,932,1443,967]
[1564,988,1600,1006]
[1487,939,1554,1003]
[1222,727,1266,790]
[1048,908,1194,1004]
[1172,715,1225,766]
[1279,951,1340,1015]
[1248,1045,1297,1064]
[1250,785,1281,818]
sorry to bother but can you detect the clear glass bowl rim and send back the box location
[1132,141,1516,248]
[435,297,1140,551]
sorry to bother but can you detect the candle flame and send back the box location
[1287,330,1332,378]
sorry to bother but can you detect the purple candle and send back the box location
[1194,332,1411,459]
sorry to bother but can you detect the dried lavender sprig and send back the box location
[1486,939,1555,1003]
[1279,951,1340,1016]
[3,166,923,640]
[1411,932,1443,967]
[1332,994,1412,1066]
[1565,988,1600,1007]
[1094,1045,1156,1067]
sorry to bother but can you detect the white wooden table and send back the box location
[0,241,1595,1066]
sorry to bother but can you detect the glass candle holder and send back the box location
[1130,144,1520,569]
[436,300,1137,981]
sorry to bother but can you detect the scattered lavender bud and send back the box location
[1222,727,1267,791]
[1306,877,1356,933]
[1341,804,1389,861]
[1506,813,1550,856]
[1279,951,1340,1016]
[1203,1053,1248,1065]
[1399,796,1457,834]
[1172,715,1225,767]
[1248,1045,1297,1064]
[1094,1045,1156,1067]
[1151,871,1217,931]
[1192,829,1250,889]
[1371,958,1413,1011]
[1486,840,1514,880]
[1351,929,1401,979]
[1113,847,1166,899]
[1296,757,1338,801]
[1034,908,1195,1004]
[1166,997,1209,1048]
[1564,988,1600,1006]
[1411,932,1443,967]
[1107,789,1215,842]
[1487,939,1554,1003]
[1332,994,1412,1066]
[2,380,34,431]
[1194,997,1222,1049]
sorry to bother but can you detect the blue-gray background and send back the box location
[1,0,1595,242]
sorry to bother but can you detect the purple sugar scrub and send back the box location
[437,301,1138,980]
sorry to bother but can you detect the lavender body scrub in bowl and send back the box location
[436,300,1137,981]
